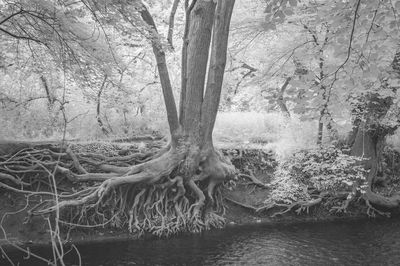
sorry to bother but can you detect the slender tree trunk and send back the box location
[167,0,180,49]
[277,77,291,117]
[312,25,330,145]
[200,0,235,146]
[40,75,57,134]
[137,4,180,138]
[179,0,196,125]
[96,75,110,136]
[317,116,324,145]
[40,75,54,106]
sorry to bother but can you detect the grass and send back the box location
[213,112,321,158]
[1,105,355,160]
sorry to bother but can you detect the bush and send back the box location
[268,146,367,204]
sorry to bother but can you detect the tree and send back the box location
[261,0,400,213]
[260,0,400,145]
[348,50,400,211]
[0,0,237,235]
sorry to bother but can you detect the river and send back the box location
[3,218,400,266]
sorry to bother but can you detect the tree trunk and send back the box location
[96,75,110,136]
[40,75,54,106]
[348,50,400,212]
[182,0,215,142]
[167,0,180,49]
[317,115,324,145]
[201,0,235,146]
[350,94,398,211]
[138,4,180,137]
[325,110,339,141]
[277,77,291,117]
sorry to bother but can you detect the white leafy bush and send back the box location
[268,146,367,204]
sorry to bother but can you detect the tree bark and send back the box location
[40,75,54,106]
[277,77,291,117]
[349,94,398,211]
[348,50,400,212]
[167,0,180,49]
[137,4,180,137]
[182,0,215,141]
[201,0,235,146]
[96,75,110,136]
[179,0,197,125]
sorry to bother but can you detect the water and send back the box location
[3,218,400,266]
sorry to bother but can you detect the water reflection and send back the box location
[3,218,400,266]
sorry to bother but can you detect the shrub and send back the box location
[268,146,367,204]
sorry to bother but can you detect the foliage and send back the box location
[387,129,400,153]
[213,112,283,145]
[268,146,367,204]
[255,0,400,144]
[0,0,179,141]
[1,0,399,144]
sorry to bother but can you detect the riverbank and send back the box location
[0,140,398,249]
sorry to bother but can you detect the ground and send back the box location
[0,140,399,248]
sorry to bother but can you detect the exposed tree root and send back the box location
[239,174,270,189]
[268,197,323,217]
[0,142,235,237]
[226,195,323,217]
[224,197,262,212]
[329,188,357,213]
[365,198,391,218]
[358,163,400,217]
[362,188,400,217]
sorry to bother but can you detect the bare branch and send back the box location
[0,9,25,25]
[0,26,43,43]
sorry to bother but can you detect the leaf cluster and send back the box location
[269,146,367,204]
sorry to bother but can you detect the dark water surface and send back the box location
[3,218,400,266]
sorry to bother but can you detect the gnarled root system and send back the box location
[0,142,235,237]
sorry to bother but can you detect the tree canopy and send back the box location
[1,2,400,262]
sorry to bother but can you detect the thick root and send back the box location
[329,188,357,213]
[1,142,236,237]
[187,180,206,216]
[269,197,323,217]
[239,173,270,189]
[362,188,400,217]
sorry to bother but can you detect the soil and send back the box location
[0,140,398,248]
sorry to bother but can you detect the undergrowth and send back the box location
[267,146,367,206]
